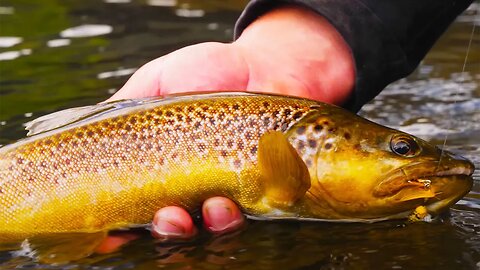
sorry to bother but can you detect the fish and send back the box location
[0,92,474,260]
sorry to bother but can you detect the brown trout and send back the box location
[0,93,475,240]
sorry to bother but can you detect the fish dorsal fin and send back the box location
[257,131,311,207]
[24,99,158,136]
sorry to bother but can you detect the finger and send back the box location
[151,206,197,240]
[106,57,165,102]
[95,233,139,254]
[202,197,245,234]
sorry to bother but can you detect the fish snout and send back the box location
[437,149,475,177]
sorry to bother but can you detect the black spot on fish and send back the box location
[233,159,242,168]
[323,121,329,125]
[165,111,173,117]
[296,126,306,135]
[221,150,228,157]
[263,101,270,108]
[305,159,313,167]
[344,132,351,140]
[284,108,292,116]
[76,132,84,138]
[281,123,289,132]
[314,125,323,132]
[328,128,336,133]
[297,141,305,151]
[263,117,271,127]
[232,104,240,110]
[324,143,332,150]
[308,139,317,148]
[86,130,95,137]
[129,117,137,125]
[250,146,257,155]
[125,125,132,132]
[176,114,184,122]
[293,111,303,120]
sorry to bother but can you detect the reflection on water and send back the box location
[0,1,479,269]
[60,24,113,38]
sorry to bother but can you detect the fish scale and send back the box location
[0,92,474,241]
[0,94,316,237]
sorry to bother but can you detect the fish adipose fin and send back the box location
[20,231,107,264]
[258,131,311,207]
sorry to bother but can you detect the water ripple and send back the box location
[47,39,71,48]
[0,37,22,48]
[147,0,177,6]
[60,24,113,38]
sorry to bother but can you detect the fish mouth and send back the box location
[373,160,475,213]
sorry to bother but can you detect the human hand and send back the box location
[103,5,355,245]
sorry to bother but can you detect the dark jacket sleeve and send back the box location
[234,0,474,112]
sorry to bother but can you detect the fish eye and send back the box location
[390,135,420,157]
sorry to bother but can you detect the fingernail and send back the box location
[206,205,233,231]
[151,219,185,238]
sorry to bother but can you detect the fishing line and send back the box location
[438,20,476,167]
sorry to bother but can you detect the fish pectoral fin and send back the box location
[258,131,311,207]
[27,231,107,264]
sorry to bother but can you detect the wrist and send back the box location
[234,5,355,105]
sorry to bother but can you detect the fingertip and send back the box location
[151,206,197,240]
[95,233,139,254]
[107,57,164,102]
[202,197,245,234]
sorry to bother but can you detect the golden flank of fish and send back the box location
[0,92,475,240]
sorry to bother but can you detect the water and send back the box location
[0,1,479,269]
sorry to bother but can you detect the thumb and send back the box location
[106,57,164,102]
